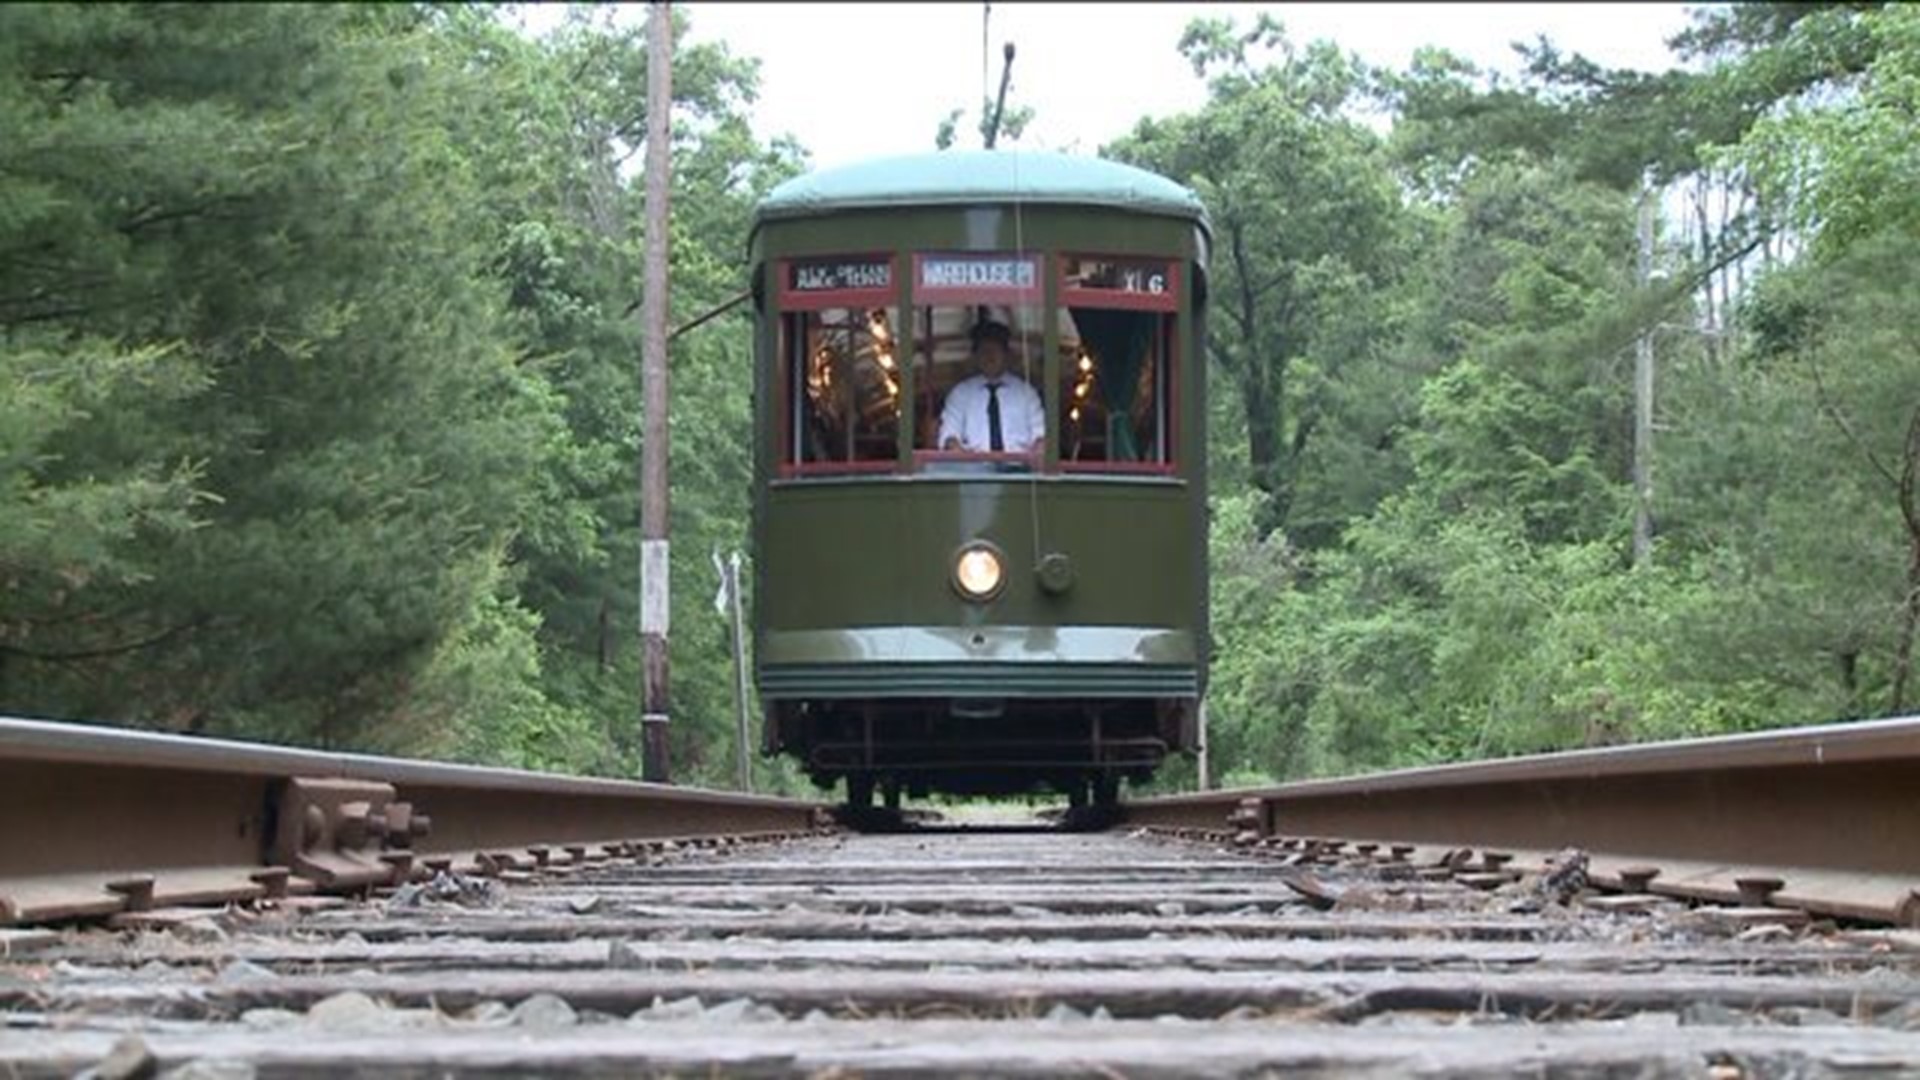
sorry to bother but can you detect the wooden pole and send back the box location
[640,0,673,783]
[1633,186,1655,570]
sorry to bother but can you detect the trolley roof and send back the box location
[753,150,1210,233]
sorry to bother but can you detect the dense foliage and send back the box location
[1113,1,1920,786]
[1,3,801,787]
[3,3,1914,792]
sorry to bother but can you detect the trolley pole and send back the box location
[639,0,673,783]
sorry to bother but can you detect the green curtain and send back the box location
[1069,307,1154,461]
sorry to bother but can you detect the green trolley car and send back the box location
[748,149,1210,811]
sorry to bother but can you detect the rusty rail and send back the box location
[1126,717,1920,925]
[0,716,826,926]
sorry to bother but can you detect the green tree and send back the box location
[0,4,554,752]
[422,6,804,781]
[1108,15,1408,543]
[1727,4,1920,253]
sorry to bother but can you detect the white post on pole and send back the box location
[715,548,753,792]
[1196,699,1210,792]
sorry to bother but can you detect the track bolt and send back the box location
[1389,845,1414,863]
[382,802,422,846]
[528,846,551,868]
[106,876,156,912]
[302,805,328,851]
[1735,876,1785,907]
[1898,890,1920,928]
[565,845,590,865]
[249,868,292,900]
[336,802,387,849]
[1619,866,1661,892]
[379,852,416,884]
[1482,852,1514,871]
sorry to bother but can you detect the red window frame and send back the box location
[775,252,904,479]
[912,449,1043,469]
[1058,255,1179,476]
[911,252,1044,306]
[777,252,896,312]
[1059,254,1181,313]
[909,254,1047,472]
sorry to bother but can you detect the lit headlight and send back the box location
[953,544,1005,601]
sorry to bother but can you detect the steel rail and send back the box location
[0,716,826,926]
[1124,716,1920,925]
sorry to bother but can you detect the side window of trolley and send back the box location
[1058,255,1177,472]
[910,252,1047,473]
[777,255,902,475]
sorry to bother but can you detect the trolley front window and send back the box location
[781,306,902,474]
[776,254,901,476]
[910,252,1046,475]
[1058,255,1178,472]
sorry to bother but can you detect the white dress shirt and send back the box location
[938,372,1047,452]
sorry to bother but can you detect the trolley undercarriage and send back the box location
[768,696,1194,807]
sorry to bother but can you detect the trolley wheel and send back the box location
[846,774,875,810]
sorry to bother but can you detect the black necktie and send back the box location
[986,381,1004,452]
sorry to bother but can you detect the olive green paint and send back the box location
[759,659,1200,699]
[749,195,1210,714]
[895,254,915,470]
[761,474,1195,618]
[750,206,1206,265]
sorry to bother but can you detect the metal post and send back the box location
[1196,699,1210,792]
[984,42,1016,150]
[728,552,753,792]
[1632,187,1654,569]
[639,0,673,783]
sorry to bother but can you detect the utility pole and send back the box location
[1632,185,1655,569]
[640,0,673,783]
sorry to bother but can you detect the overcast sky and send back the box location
[519,3,1699,170]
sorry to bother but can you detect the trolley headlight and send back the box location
[953,544,1005,602]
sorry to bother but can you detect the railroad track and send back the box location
[4,716,1920,1076]
[1126,715,1920,926]
[6,825,1920,1076]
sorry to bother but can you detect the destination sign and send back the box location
[1062,256,1179,310]
[918,256,1038,291]
[1065,257,1173,295]
[787,258,891,293]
